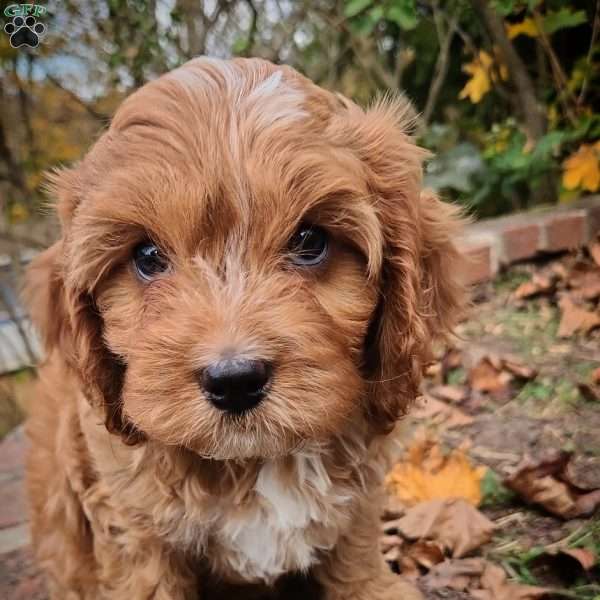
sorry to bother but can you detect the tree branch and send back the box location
[578,0,599,107]
[470,0,546,140]
[46,74,109,122]
[422,4,458,125]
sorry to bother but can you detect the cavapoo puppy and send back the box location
[24,57,466,600]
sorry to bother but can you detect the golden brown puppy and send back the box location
[24,57,466,600]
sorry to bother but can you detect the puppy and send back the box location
[24,57,466,600]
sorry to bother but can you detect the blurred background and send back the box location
[0,0,598,433]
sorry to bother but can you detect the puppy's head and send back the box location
[26,58,466,459]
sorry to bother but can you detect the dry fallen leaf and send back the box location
[502,358,538,380]
[566,260,600,301]
[514,274,554,299]
[592,366,600,385]
[590,241,600,268]
[504,451,600,518]
[578,382,600,402]
[422,558,549,598]
[421,557,486,590]
[412,395,474,431]
[386,438,485,506]
[555,547,597,571]
[406,539,445,570]
[468,357,513,395]
[429,384,468,404]
[557,295,600,337]
[470,561,549,600]
[394,499,495,557]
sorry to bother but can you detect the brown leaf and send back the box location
[566,257,600,300]
[592,366,600,385]
[573,488,600,517]
[514,275,554,299]
[558,547,597,571]
[502,358,537,380]
[588,241,600,268]
[421,558,486,590]
[468,357,512,394]
[423,559,549,598]
[430,384,468,403]
[412,396,474,430]
[504,452,600,518]
[471,562,549,600]
[394,499,495,557]
[557,295,600,337]
[578,382,600,402]
[406,540,445,570]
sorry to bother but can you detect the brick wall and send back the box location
[457,195,600,285]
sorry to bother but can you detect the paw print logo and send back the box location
[4,15,46,48]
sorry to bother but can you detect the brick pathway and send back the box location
[0,426,47,599]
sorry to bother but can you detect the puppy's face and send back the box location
[28,58,465,459]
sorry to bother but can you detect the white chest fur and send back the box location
[213,451,352,583]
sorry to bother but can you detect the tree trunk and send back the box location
[470,0,546,141]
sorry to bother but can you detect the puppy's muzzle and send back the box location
[200,357,271,414]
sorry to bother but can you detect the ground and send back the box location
[0,250,599,599]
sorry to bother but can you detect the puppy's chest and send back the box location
[208,455,352,583]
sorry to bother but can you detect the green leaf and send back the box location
[532,130,567,161]
[527,0,543,10]
[543,9,587,35]
[493,0,516,16]
[344,0,372,18]
[386,0,418,30]
[232,36,249,55]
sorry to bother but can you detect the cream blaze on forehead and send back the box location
[167,58,309,146]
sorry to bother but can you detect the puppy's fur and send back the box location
[25,58,466,600]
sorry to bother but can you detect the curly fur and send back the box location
[24,57,467,600]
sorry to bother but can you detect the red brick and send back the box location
[0,478,27,529]
[500,223,540,263]
[586,203,600,239]
[462,243,495,285]
[543,212,586,252]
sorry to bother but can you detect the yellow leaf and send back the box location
[9,203,29,223]
[459,51,492,103]
[459,50,507,104]
[385,437,487,507]
[506,17,539,39]
[562,143,600,192]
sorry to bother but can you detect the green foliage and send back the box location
[0,0,597,219]
[543,8,588,35]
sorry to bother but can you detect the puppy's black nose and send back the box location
[201,358,271,413]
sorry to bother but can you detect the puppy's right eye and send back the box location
[133,242,170,281]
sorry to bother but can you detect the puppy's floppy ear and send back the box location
[355,98,468,432]
[23,168,143,445]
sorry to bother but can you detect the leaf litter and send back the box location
[380,237,600,598]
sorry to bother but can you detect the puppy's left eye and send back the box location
[288,223,329,267]
[133,242,170,281]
